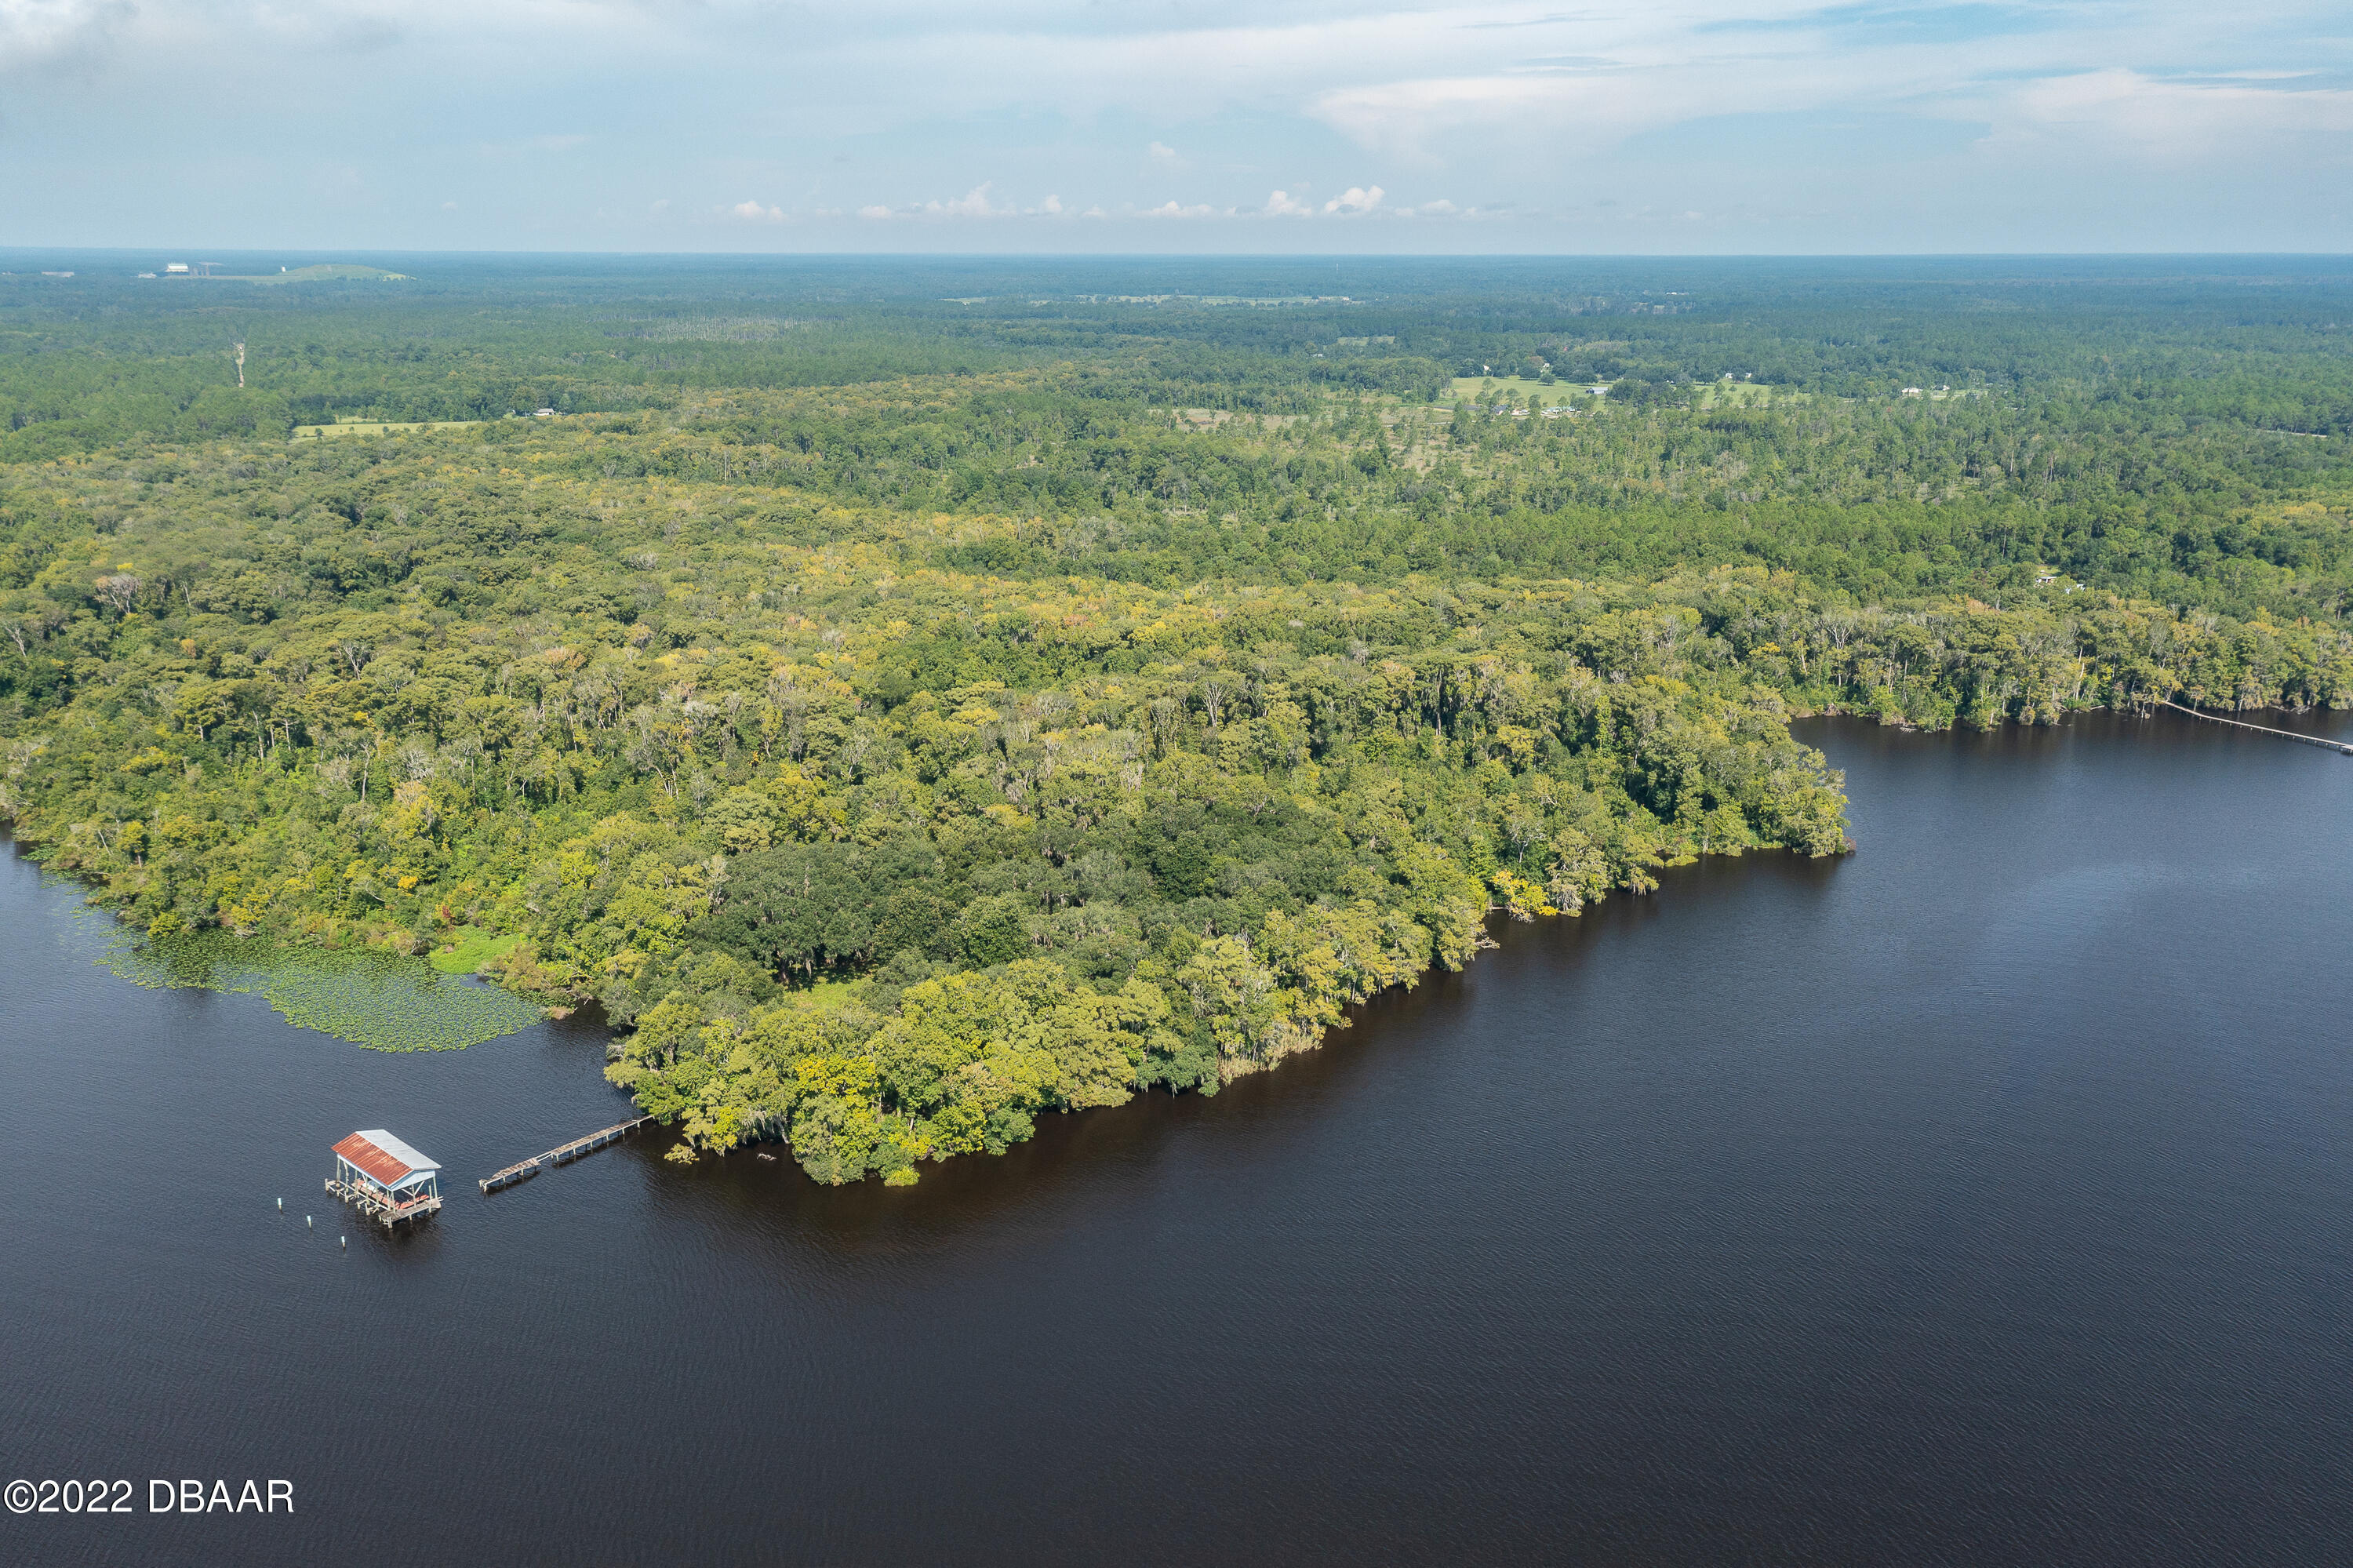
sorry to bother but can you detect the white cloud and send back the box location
[9,0,2353,249]
[922,182,1005,216]
[0,0,134,72]
[1311,72,1623,155]
[2002,69,2353,162]
[863,187,1075,220]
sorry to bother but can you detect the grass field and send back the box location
[1693,380,1808,409]
[1447,377,1834,413]
[294,420,478,440]
[165,264,412,284]
[248,264,411,284]
[1446,376,1587,409]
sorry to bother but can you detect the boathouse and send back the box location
[327,1130,444,1227]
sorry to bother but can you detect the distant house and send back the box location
[1901,387,1923,398]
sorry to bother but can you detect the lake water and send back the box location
[7,711,2353,1566]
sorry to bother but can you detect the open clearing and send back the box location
[1447,376,1587,409]
[244,264,411,284]
[1694,381,1819,409]
[159,264,411,284]
[294,420,477,440]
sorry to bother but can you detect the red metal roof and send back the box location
[333,1132,415,1187]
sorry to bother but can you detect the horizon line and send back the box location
[5,247,2353,263]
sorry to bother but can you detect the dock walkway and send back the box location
[325,1177,442,1228]
[2160,699,2353,756]
[479,1115,655,1194]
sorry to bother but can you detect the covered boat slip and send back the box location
[326,1130,443,1227]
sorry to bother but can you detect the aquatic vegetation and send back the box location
[100,928,543,1051]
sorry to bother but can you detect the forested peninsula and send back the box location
[4,257,2348,1183]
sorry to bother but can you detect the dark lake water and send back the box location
[7,710,2353,1566]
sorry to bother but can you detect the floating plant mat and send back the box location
[98,928,544,1051]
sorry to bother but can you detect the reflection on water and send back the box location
[5,708,2353,1567]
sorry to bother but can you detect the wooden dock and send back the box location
[325,1176,442,1228]
[2160,699,2353,756]
[479,1115,656,1194]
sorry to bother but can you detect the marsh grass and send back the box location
[428,926,524,975]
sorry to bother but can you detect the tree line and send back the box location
[2,258,2348,1181]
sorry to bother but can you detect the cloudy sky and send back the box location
[3,1,2348,252]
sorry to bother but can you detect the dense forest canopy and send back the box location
[2,254,2347,1182]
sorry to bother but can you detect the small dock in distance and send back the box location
[2160,699,2353,756]
[480,1115,656,1194]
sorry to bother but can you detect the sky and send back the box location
[2,1,2349,253]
